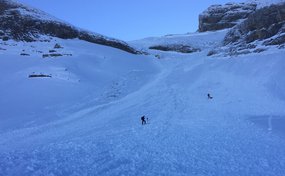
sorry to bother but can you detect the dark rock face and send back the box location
[149,44,201,53]
[263,33,285,46]
[29,74,52,78]
[206,2,285,57]
[42,53,72,58]
[224,3,285,46]
[0,0,139,54]
[199,3,257,32]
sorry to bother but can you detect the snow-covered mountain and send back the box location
[0,0,139,54]
[133,0,285,56]
[1,0,285,176]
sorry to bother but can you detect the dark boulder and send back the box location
[54,43,63,49]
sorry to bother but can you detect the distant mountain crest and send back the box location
[0,0,140,54]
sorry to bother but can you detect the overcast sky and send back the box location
[18,0,245,41]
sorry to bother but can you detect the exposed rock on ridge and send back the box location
[199,3,257,32]
[0,0,140,54]
[224,2,285,46]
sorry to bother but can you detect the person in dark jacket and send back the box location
[208,93,213,99]
[141,116,146,125]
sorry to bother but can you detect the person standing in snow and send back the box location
[141,116,146,125]
[208,93,213,99]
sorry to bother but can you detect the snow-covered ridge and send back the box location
[0,0,66,23]
[130,30,228,56]
[0,0,140,54]
[132,0,285,57]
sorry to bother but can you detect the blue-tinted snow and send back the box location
[1,31,285,176]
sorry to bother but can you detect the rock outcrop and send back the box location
[199,3,257,32]
[0,0,140,54]
[149,44,201,53]
[224,2,285,47]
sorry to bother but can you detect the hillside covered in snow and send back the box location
[1,0,285,175]
[0,0,140,54]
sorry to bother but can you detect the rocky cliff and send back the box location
[0,0,140,54]
[199,3,257,32]
[224,2,285,46]
[209,2,285,56]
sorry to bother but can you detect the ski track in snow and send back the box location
[1,38,285,175]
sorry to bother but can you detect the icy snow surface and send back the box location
[1,30,285,176]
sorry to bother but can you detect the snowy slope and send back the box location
[1,0,64,22]
[0,0,139,54]
[0,38,159,133]
[1,30,285,175]
[130,30,229,56]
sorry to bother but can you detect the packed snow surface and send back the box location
[1,30,285,176]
